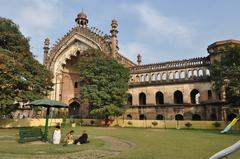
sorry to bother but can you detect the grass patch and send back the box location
[0,127,240,159]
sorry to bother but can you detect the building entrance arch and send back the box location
[69,101,80,118]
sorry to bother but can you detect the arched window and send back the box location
[156,114,164,120]
[175,114,184,120]
[180,71,185,79]
[208,90,212,99]
[190,89,200,104]
[69,101,80,118]
[152,73,156,81]
[162,72,166,80]
[141,75,144,82]
[128,94,132,105]
[198,69,203,77]
[139,92,146,105]
[145,74,149,81]
[175,71,180,79]
[155,91,164,104]
[74,82,78,88]
[130,76,134,82]
[192,114,201,120]
[136,75,140,82]
[174,90,183,104]
[227,113,237,121]
[127,114,132,120]
[206,69,210,76]
[139,114,146,120]
[157,73,161,80]
[193,70,198,77]
[210,113,217,121]
[169,72,174,80]
[188,70,192,78]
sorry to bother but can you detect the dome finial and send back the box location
[75,10,88,28]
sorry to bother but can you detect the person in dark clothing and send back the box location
[74,130,89,144]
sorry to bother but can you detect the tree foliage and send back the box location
[211,45,240,106]
[0,17,53,117]
[78,49,130,119]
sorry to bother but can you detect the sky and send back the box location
[0,0,240,64]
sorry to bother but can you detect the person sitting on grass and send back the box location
[52,125,61,144]
[64,130,74,145]
[74,130,89,145]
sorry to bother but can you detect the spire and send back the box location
[137,54,142,65]
[75,10,88,28]
[110,18,118,58]
[43,38,50,66]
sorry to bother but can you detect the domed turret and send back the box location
[110,18,119,58]
[137,54,142,65]
[75,10,88,27]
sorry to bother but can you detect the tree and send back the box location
[78,49,130,124]
[211,45,240,106]
[0,17,53,117]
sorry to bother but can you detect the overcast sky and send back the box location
[0,0,240,64]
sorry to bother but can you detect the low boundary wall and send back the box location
[0,119,62,128]
[111,119,240,131]
[1,119,240,131]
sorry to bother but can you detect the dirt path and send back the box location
[0,136,135,159]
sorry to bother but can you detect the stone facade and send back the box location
[44,12,240,121]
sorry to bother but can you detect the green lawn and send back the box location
[0,127,240,159]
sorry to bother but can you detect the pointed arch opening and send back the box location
[188,70,192,78]
[152,73,156,81]
[139,114,147,120]
[227,113,237,121]
[210,113,217,121]
[190,89,200,104]
[156,91,164,104]
[180,71,185,79]
[139,92,146,105]
[192,114,201,120]
[162,72,166,80]
[169,72,174,80]
[174,90,183,104]
[175,114,184,120]
[127,114,132,120]
[175,71,180,79]
[128,94,132,106]
[69,101,80,118]
[206,69,210,76]
[156,114,164,120]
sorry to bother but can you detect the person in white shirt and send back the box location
[52,125,61,144]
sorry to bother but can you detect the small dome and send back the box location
[111,18,118,29]
[75,10,88,27]
[77,11,87,20]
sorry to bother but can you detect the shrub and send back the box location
[127,121,132,125]
[90,120,95,125]
[185,122,192,128]
[212,121,221,128]
[79,119,84,126]
[114,124,120,127]
[70,118,75,124]
[152,121,158,126]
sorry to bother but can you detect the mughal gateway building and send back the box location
[43,11,240,121]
